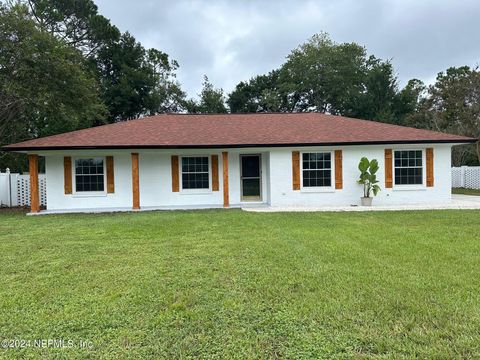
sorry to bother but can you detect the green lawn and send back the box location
[452,187,480,196]
[1,209,480,359]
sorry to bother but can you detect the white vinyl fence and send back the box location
[452,166,480,189]
[0,169,47,207]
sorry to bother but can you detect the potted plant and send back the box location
[357,157,381,206]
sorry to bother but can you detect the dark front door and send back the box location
[241,154,261,201]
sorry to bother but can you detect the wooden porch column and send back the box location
[28,154,40,213]
[131,153,140,210]
[222,151,229,208]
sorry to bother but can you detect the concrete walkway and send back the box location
[242,195,480,212]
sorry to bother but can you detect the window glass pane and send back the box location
[181,157,209,189]
[242,178,261,197]
[182,172,209,189]
[303,170,332,187]
[302,153,332,188]
[74,158,105,192]
[182,157,189,172]
[394,150,423,185]
[241,156,260,177]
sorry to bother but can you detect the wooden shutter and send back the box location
[385,149,393,188]
[334,150,343,189]
[426,148,434,187]
[292,151,300,190]
[211,155,219,191]
[131,153,140,209]
[106,156,115,193]
[64,156,72,194]
[171,155,179,192]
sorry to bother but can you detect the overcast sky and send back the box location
[95,0,480,99]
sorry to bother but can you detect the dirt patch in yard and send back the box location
[0,206,29,214]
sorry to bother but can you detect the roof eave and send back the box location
[2,138,477,152]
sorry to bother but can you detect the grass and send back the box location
[452,187,480,196]
[1,209,480,359]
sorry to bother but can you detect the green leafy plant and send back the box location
[358,157,381,198]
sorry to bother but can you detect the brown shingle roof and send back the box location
[3,113,477,151]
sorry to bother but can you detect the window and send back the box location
[394,150,423,185]
[181,156,209,190]
[302,152,332,187]
[75,158,105,192]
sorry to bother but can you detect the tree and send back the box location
[186,76,227,114]
[228,33,415,123]
[26,0,186,121]
[25,0,120,58]
[95,33,185,122]
[144,48,186,114]
[279,33,368,113]
[95,32,154,121]
[349,58,398,123]
[0,4,107,171]
[393,79,426,125]
[407,67,480,165]
[228,70,285,113]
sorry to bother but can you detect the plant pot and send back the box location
[361,197,373,206]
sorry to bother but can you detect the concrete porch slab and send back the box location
[242,195,480,212]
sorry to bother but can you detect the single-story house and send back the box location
[3,113,477,214]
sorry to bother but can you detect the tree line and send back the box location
[0,1,478,172]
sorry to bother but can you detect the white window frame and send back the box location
[393,149,426,190]
[72,156,107,196]
[300,151,335,192]
[179,155,212,193]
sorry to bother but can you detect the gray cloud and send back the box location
[95,0,480,98]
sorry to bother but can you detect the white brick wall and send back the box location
[42,144,453,211]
